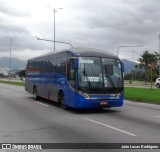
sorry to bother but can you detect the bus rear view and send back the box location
[25,47,124,109]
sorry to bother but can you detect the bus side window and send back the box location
[70,69,75,80]
[67,61,75,88]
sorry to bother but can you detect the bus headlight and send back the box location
[116,92,123,99]
[78,91,90,99]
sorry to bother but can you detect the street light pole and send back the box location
[117,45,143,57]
[154,33,160,77]
[159,34,160,53]
[9,38,16,82]
[158,33,160,78]
[54,8,56,51]
[36,37,73,48]
[47,6,63,52]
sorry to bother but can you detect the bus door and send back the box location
[67,59,78,107]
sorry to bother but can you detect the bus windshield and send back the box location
[78,57,123,90]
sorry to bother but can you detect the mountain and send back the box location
[121,59,138,74]
[0,57,137,73]
[0,57,27,69]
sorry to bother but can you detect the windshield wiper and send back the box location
[103,65,116,90]
[83,64,93,89]
[104,74,116,90]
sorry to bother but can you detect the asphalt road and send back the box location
[0,83,160,152]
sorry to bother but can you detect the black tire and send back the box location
[156,84,160,88]
[33,87,39,101]
[59,93,67,110]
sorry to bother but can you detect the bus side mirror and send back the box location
[70,58,78,69]
[121,62,124,73]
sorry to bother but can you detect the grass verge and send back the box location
[0,80,25,86]
[124,87,160,104]
[1,80,159,105]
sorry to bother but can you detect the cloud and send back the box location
[0,0,160,61]
[0,1,30,17]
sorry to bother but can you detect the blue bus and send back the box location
[25,47,124,109]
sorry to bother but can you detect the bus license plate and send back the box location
[100,102,108,105]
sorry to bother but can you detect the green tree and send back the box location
[138,51,158,89]
[134,64,143,81]
[17,69,26,78]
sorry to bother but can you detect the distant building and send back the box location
[0,67,9,76]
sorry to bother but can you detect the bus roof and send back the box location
[67,47,118,59]
[28,47,119,61]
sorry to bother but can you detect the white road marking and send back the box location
[83,117,137,137]
[154,115,160,118]
[35,101,49,107]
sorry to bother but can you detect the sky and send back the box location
[0,0,160,61]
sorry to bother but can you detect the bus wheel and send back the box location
[33,87,39,101]
[59,93,67,110]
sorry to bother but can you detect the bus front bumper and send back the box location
[74,92,124,109]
